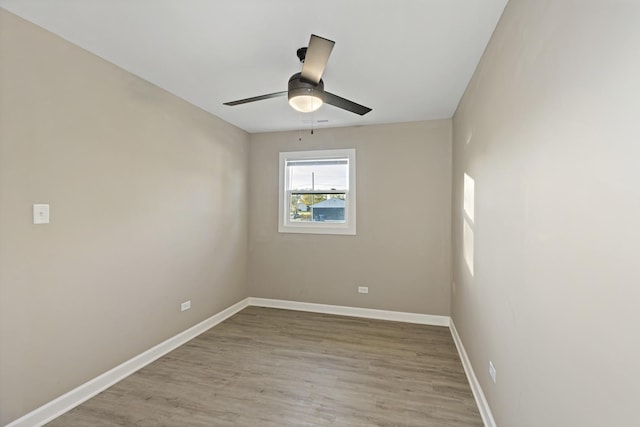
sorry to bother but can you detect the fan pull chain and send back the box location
[298,111,303,142]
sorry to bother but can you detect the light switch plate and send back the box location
[33,204,50,224]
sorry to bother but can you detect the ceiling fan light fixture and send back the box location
[289,92,324,113]
[288,72,325,113]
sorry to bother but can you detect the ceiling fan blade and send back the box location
[223,91,287,106]
[324,92,372,116]
[300,34,335,84]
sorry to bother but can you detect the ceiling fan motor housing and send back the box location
[288,72,325,102]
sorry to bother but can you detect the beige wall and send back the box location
[0,10,249,424]
[452,1,640,426]
[248,120,452,315]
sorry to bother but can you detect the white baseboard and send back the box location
[450,319,497,427]
[248,297,450,326]
[9,297,495,427]
[6,298,250,427]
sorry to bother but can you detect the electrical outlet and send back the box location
[489,361,497,384]
[358,286,368,294]
[181,301,191,311]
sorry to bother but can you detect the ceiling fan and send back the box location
[223,34,372,116]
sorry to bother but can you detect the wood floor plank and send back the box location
[47,307,482,426]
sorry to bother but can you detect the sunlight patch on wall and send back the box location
[463,218,474,276]
[464,173,475,223]
[463,173,475,276]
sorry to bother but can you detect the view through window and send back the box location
[287,158,348,223]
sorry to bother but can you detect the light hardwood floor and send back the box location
[47,307,482,426]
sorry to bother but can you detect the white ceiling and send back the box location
[0,0,507,133]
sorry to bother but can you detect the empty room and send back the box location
[1,1,638,426]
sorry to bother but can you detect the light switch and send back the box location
[33,204,50,224]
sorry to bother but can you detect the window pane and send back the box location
[287,158,348,191]
[289,194,346,222]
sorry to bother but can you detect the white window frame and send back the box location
[279,148,356,235]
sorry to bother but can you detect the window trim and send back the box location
[278,148,356,235]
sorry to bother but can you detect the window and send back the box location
[279,149,356,235]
